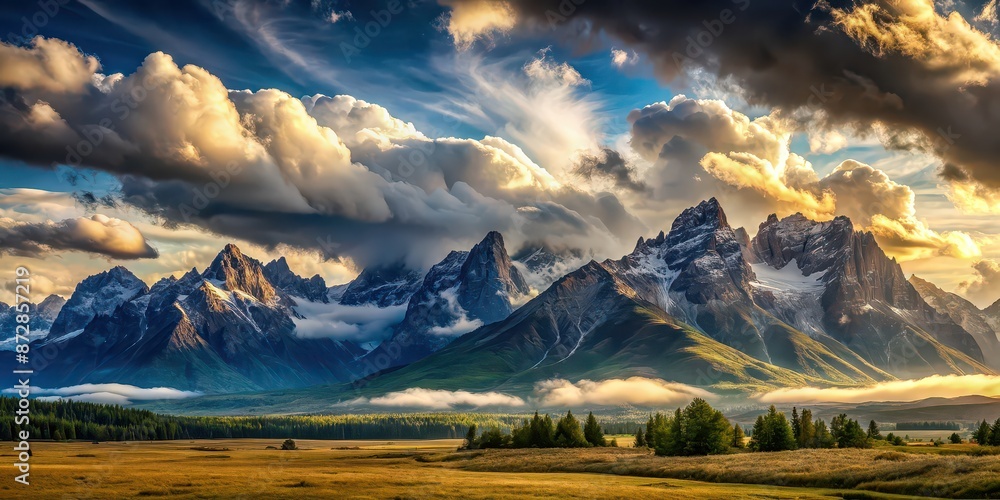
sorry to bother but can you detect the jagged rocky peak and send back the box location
[203,243,275,303]
[263,256,328,303]
[734,226,751,250]
[458,231,530,323]
[48,265,148,337]
[671,197,729,231]
[339,262,423,307]
[751,212,858,275]
[664,198,731,248]
[661,199,733,258]
[36,294,66,321]
[661,198,755,302]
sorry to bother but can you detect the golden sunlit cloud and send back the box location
[758,374,1000,403]
[534,377,714,407]
[946,178,1000,215]
[439,0,516,49]
[0,214,158,260]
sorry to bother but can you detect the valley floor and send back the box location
[0,438,991,499]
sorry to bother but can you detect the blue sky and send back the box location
[0,0,674,192]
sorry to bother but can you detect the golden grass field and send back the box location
[0,438,995,499]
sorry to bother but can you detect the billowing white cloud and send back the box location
[0,37,639,271]
[0,36,99,93]
[610,48,638,69]
[758,374,1000,403]
[366,387,526,409]
[291,301,406,342]
[7,383,201,405]
[958,259,1000,307]
[533,377,714,407]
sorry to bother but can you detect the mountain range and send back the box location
[7,199,999,403]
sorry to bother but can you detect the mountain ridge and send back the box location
[9,199,998,403]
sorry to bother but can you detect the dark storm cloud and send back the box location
[574,148,649,193]
[443,0,1000,203]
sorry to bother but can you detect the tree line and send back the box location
[632,400,887,455]
[0,397,533,441]
[896,421,961,431]
[463,411,617,449]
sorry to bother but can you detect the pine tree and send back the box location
[649,410,681,456]
[867,420,883,440]
[527,411,555,448]
[583,412,606,447]
[751,415,767,450]
[732,423,746,448]
[798,409,815,448]
[478,426,511,448]
[949,432,963,444]
[973,420,990,445]
[814,419,836,448]
[553,411,588,447]
[749,406,796,452]
[791,407,801,443]
[680,398,732,456]
[990,418,1000,446]
[831,414,870,448]
[634,428,646,448]
[463,424,478,450]
[644,415,655,447]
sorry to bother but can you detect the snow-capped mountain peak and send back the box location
[48,265,148,337]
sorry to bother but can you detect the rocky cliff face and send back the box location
[749,213,987,377]
[910,275,1000,369]
[263,256,329,303]
[609,199,770,360]
[457,231,530,324]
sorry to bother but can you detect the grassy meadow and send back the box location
[2,438,998,498]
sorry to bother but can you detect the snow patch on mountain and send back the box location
[750,260,824,292]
